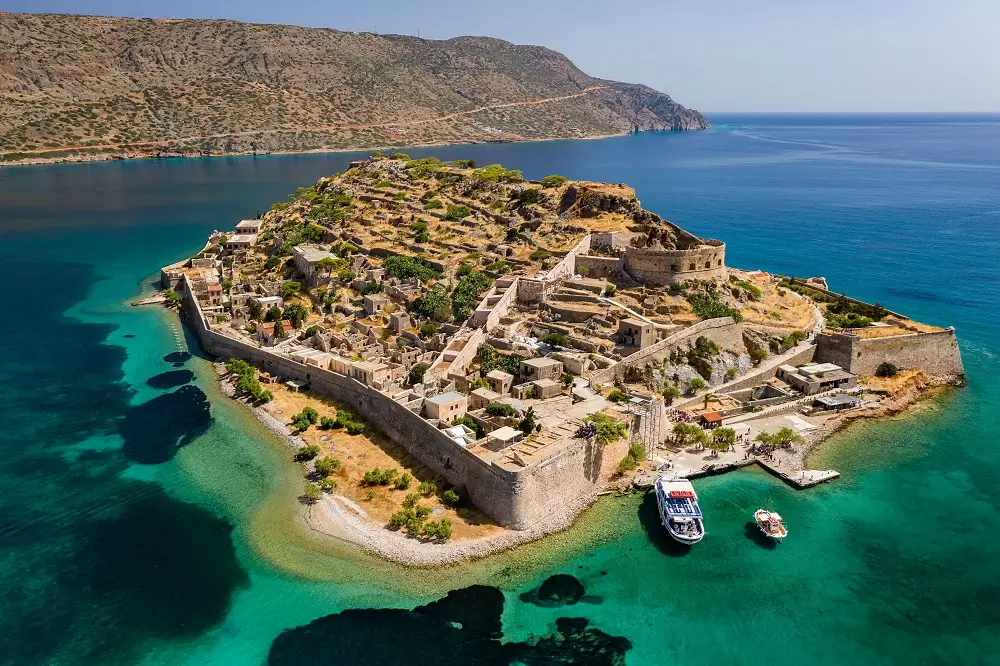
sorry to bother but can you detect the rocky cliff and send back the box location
[0,13,708,163]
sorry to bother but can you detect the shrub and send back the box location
[616,454,638,476]
[750,348,768,366]
[294,444,321,461]
[485,260,510,275]
[540,174,567,188]
[476,344,522,375]
[363,467,399,486]
[628,442,647,460]
[408,363,430,385]
[345,421,366,435]
[687,292,743,322]
[314,457,341,476]
[382,255,441,281]
[516,188,541,205]
[561,373,575,387]
[319,478,337,493]
[411,286,453,322]
[395,473,412,490]
[418,481,437,496]
[689,377,707,393]
[454,416,484,438]
[875,362,899,378]
[303,483,322,503]
[301,407,319,424]
[422,519,453,541]
[423,199,443,210]
[419,322,439,338]
[451,270,493,320]
[662,385,681,405]
[541,333,570,347]
[607,389,628,403]
[485,402,517,418]
[529,249,552,261]
[443,204,471,221]
[442,489,460,506]
[584,413,628,445]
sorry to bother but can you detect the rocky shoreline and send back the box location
[1,132,628,168]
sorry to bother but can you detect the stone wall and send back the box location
[575,255,622,279]
[179,276,602,530]
[623,242,727,285]
[816,330,965,378]
[589,317,741,384]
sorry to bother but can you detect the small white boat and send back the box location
[654,477,704,545]
[754,508,788,541]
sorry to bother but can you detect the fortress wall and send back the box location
[589,317,739,384]
[482,277,520,331]
[624,243,727,285]
[575,255,622,279]
[817,330,965,378]
[544,234,592,283]
[590,231,641,250]
[517,278,547,304]
[180,277,590,529]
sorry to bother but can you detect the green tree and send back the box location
[272,318,285,340]
[517,407,537,434]
[408,363,430,385]
[411,287,453,322]
[662,385,681,405]
[561,373,575,387]
[265,305,282,322]
[584,413,628,445]
[772,426,805,449]
[419,322,439,338]
[163,289,182,306]
[303,483,322,503]
[710,427,737,457]
[688,377,707,394]
[672,423,708,449]
[876,362,899,378]
[283,303,309,328]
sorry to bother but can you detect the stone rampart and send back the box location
[623,242,726,285]
[815,330,964,378]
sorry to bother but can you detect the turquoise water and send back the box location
[1,115,998,665]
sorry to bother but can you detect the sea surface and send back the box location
[1,114,998,665]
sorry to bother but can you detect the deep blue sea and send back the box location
[1,114,998,665]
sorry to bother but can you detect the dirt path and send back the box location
[6,85,607,157]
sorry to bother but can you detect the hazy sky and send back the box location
[6,0,999,112]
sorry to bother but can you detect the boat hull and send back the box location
[754,509,787,541]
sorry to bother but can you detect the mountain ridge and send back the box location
[0,13,708,163]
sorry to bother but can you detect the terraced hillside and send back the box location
[0,13,708,163]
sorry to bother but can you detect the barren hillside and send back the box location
[0,13,708,163]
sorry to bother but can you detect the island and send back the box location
[159,154,965,565]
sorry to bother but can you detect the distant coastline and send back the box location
[0,130,639,168]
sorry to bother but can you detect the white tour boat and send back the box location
[654,477,705,545]
[754,508,788,541]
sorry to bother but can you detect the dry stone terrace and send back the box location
[163,155,965,529]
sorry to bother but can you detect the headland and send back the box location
[156,154,965,565]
